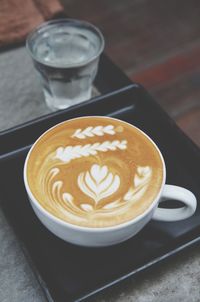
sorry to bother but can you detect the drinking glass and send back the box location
[26,19,104,111]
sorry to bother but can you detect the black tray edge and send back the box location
[1,84,200,302]
[79,235,200,302]
[0,84,135,138]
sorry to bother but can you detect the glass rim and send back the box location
[26,18,105,68]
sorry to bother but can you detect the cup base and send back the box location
[43,88,92,111]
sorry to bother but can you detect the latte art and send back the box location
[71,125,116,139]
[78,164,121,204]
[55,140,127,163]
[26,117,163,227]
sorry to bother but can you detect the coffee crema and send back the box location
[26,117,163,227]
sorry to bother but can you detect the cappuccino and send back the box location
[26,117,163,227]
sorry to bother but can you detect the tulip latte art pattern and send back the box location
[27,117,163,227]
[46,164,152,212]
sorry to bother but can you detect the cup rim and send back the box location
[23,116,166,233]
[26,18,105,68]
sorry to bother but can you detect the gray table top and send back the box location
[0,46,200,302]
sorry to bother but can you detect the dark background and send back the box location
[62,0,200,147]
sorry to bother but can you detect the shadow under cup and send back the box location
[26,19,105,111]
[23,117,197,247]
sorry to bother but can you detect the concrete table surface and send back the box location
[0,46,200,302]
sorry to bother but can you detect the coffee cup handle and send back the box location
[152,185,197,221]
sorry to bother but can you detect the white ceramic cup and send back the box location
[23,119,197,247]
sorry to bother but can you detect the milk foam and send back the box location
[27,117,163,227]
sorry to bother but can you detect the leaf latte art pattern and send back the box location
[78,164,120,203]
[124,166,152,202]
[71,125,116,139]
[55,140,127,163]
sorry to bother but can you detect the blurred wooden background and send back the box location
[62,0,200,146]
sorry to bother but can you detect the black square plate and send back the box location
[0,85,200,302]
